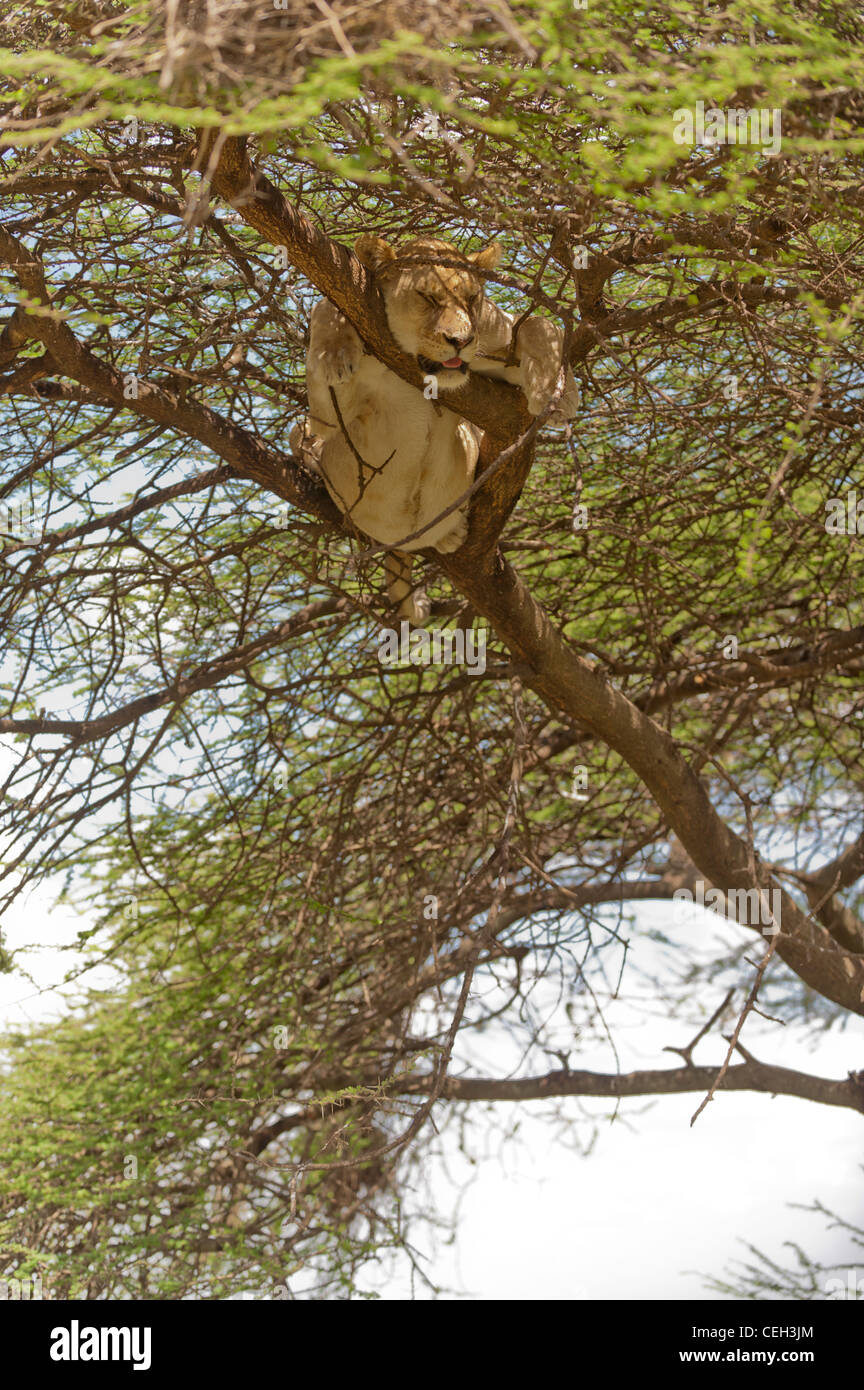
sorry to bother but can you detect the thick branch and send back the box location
[796,828,864,954]
[810,828,864,897]
[431,547,864,1015]
[413,1062,864,1114]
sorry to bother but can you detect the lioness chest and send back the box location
[318,355,480,551]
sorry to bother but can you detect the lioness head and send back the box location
[355,233,501,388]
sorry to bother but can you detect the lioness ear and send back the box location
[469,241,502,271]
[355,234,396,273]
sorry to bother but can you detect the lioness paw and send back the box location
[521,355,580,419]
[521,358,557,416]
[515,316,580,419]
[288,421,324,473]
[310,338,363,387]
[557,373,582,420]
[435,511,469,554]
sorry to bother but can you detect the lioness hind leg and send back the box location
[384,550,431,626]
[289,420,324,475]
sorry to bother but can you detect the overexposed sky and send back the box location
[381,1028,863,1300]
[361,898,864,1299]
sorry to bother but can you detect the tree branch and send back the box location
[0,222,341,527]
[430,547,864,1015]
[0,599,345,747]
[403,1062,864,1114]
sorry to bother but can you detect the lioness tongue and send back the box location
[441,356,463,369]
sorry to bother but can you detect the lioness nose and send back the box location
[445,332,473,351]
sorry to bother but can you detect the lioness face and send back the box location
[355,234,501,390]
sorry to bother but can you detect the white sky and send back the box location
[388,1027,863,1300]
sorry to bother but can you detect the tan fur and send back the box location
[295,235,580,623]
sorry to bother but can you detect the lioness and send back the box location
[292,234,580,623]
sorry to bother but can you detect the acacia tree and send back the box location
[0,0,863,1298]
